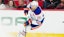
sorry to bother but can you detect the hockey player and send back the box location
[24,1,45,30]
[18,1,44,37]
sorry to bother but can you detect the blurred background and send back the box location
[0,0,64,9]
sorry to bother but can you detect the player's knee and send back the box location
[24,21,29,26]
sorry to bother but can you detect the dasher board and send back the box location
[0,10,64,37]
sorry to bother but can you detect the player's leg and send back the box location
[31,18,44,30]
[24,19,32,26]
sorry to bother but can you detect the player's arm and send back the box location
[24,8,29,15]
[24,2,31,16]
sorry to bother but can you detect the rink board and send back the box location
[0,10,64,37]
